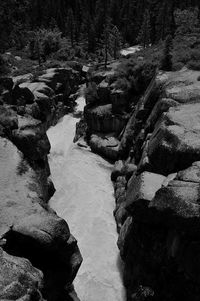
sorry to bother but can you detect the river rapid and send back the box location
[47,95,125,301]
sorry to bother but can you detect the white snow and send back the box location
[47,96,125,301]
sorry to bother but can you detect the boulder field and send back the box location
[0,66,84,300]
[80,66,200,300]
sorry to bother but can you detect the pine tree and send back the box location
[137,9,151,48]
[66,8,75,47]
[102,17,112,69]
[110,26,123,59]
[161,34,173,71]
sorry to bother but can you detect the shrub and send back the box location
[53,45,87,62]
[187,60,200,70]
[116,58,157,96]
[0,54,9,74]
[28,28,62,60]
[172,61,184,71]
[161,35,173,71]
[115,77,131,91]
[85,82,98,105]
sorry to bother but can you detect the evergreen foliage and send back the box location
[161,35,173,71]
[137,9,151,48]
[0,0,200,63]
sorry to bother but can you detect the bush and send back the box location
[0,55,9,75]
[173,34,200,68]
[116,58,157,96]
[160,35,173,71]
[85,82,98,105]
[52,45,87,62]
[115,77,131,91]
[187,60,200,70]
[29,28,62,60]
[172,61,184,71]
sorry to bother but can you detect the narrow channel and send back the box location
[47,94,125,301]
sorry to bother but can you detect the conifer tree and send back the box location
[102,17,112,69]
[161,34,173,71]
[137,9,151,48]
[110,26,123,59]
[66,8,75,47]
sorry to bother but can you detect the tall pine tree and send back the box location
[137,9,151,48]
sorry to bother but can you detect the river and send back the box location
[47,95,125,301]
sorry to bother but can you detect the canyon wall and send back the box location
[0,67,83,301]
[81,66,200,301]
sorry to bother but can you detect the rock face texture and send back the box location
[0,66,83,300]
[111,68,200,301]
[82,65,200,301]
[0,248,43,300]
[76,67,131,160]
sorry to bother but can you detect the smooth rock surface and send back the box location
[148,103,200,175]
[90,134,120,160]
[126,172,165,213]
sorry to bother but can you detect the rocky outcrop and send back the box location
[0,65,83,300]
[85,104,128,134]
[111,67,200,300]
[0,248,43,300]
[75,69,131,160]
[146,103,200,175]
[76,62,200,300]
[90,134,120,161]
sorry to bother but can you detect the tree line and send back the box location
[0,0,200,54]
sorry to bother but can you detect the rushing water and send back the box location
[120,45,142,56]
[47,96,125,301]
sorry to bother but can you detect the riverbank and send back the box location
[0,67,83,300]
[80,62,200,301]
[47,95,126,301]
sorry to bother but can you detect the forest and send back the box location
[1,0,200,50]
[1,0,200,75]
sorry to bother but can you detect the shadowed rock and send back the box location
[0,248,44,300]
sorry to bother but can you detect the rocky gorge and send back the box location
[2,52,200,301]
[0,66,84,300]
[78,65,200,301]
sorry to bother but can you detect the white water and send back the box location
[47,96,125,301]
[120,45,142,56]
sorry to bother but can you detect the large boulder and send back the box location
[149,162,200,230]
[0,106,18,134]
[85,104,128,134]
[144,97,178,133]
[38,68,79,94]
[147,103,200,175]
[0,248,44,300]
[0,77,14,92]
[111,160,137,182]
[158,68,200,103]
[90,134,120,160]
[0,137,82,299]
[97,80,111,104]
[111,89,129,114]
[12,85,34,105]
[11,125,50,163]
[19,82,54,101]
[126,172,165,214]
